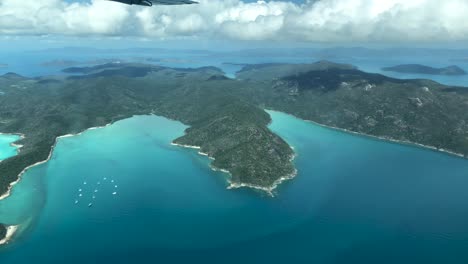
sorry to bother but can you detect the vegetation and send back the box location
[235,62,468,157]
[0,224,6,240]
[0,61,467,211]
[0,63,294,199]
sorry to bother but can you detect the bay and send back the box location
[0,112,468,263]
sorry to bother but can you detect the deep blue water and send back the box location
[1,49,468,262]
[1,112,468,263]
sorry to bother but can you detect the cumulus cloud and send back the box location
[0,0,468,42]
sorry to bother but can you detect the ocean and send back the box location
[0,112,467,263]
[1,48,468,87]
[0,49,468,263]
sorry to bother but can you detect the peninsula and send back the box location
[0,62,467,229]
[382,64,467,75]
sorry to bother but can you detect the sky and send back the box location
[1,0,468,49]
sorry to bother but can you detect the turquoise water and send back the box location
[1,112,468,263]
[0,134,21,161]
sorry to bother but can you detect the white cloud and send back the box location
[0,0,468,42]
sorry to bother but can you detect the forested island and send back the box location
[0,61,467,243]
[382,64,466,75]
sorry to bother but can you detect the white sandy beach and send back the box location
[172,142,297,197]
[0,225,18,245]
[3,111,464,202]
[0,123,113,202]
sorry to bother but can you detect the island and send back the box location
[41,60,80,67]
[41,59,127,68]
[0,63,296,203]
[0,62,467,243]
[382,64,467,75]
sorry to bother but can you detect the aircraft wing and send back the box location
[108,0,198,6]
[152,0,198,5]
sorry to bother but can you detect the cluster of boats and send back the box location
[74,177,119,207]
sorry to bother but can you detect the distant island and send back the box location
[41,60,80,67]
[450,57,468,63]
[1,60,468,243]
[382,64,466,75]
[0,64,8,68]
[41,59,126,68]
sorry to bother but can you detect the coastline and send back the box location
[0,225,18,245]
[171,142,297,197]
[0,122,117,245]
[2,110,465,202]
[313,121,467,159]
[0,112,185,203]
[0,133,25,162]
[267,110,467,160]
[10,133,25,153]
[2,113,299,201]
[0,133,26,200]
[0,113,184,203]
[0,123,113,202]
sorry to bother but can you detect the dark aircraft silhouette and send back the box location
[108,0,198,6]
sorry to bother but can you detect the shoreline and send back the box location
[10,133,26,153]
[314,122,466,159]
[0,113,182,203]
[171,142,297,197]
[1,113,300,202]
[0,133,26,200]
[1,110,465,201]
[266,110,467,160]
[0,225,18,245]
[0,123,114,202]
[0,133,25,161]
[0,112,183,203]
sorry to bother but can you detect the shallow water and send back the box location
[0,112,468,263]
[0,134,20,161]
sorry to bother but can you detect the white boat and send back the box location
[94,189,98,193]
[75,200,79,204]
[79,193,83,197]
[112,192,117,195]
[88,203,93,207]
